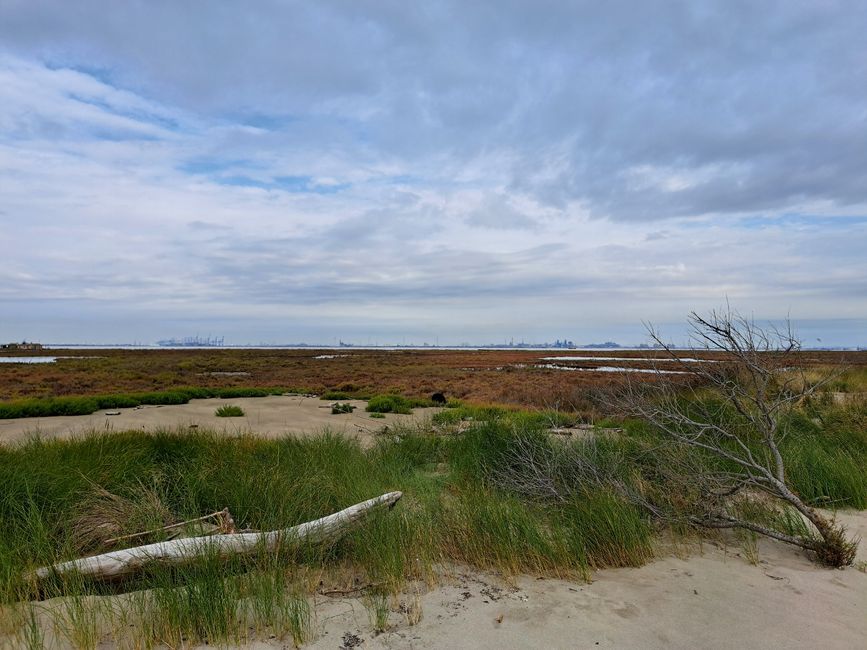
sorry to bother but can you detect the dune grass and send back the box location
[0,417,655,645]
[781,400,867,509]
[0,391,864,645]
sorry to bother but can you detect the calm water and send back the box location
[538,363,689,375]
[0,357,57,364]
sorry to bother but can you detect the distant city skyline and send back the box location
[1,3,865,347]
[13,316,865,350]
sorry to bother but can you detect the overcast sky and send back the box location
[1,1,865,346]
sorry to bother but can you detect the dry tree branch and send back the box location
[611,307,857,566]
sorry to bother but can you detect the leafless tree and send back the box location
[617,307,856,566]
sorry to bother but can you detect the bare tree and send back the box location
[617,307,856,566]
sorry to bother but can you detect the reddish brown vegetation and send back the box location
[0,348,861,411]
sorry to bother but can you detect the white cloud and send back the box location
[0,2,866,345]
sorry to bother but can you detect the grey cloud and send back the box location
[187,220,233,231]
[465,195,538,231]
[2,2,866,220]
[165,227,574,305]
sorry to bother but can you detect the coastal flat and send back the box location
[2,349,862,410]
[0,395,434,446]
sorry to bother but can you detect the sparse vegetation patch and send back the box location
[0,387,288,419]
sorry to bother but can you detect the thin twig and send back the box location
[103,508,234,545]
[318,581,386,597]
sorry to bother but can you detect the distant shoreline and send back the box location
[34,343,866,352]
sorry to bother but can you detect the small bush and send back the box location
[369,412,386,419]
[215,405,245,417]
[331,403,355,414]
[366,395,413,414]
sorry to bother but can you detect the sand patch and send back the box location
[0,395,437,446]
[302,509,867,649]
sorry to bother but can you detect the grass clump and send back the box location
[366,394,414,414]
[447,421,653,570]
[331,402,355,414]
[364,589,391,634]
[0,422,662,642]
[365,393,437,414]
[780,402,867,509]
[215,405,245,417]
[369,412,386,419]
[67,483,173,553]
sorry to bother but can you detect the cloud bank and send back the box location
[1,1,865,345]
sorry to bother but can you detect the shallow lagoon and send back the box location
[0,356,57,363]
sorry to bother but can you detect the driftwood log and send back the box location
[33,491,402,583]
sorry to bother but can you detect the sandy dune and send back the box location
[0,395,435,446]
[299,510,867,650]
[3,397,865,648]
[17,512,867,650]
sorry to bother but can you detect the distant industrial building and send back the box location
[1,341,44,350]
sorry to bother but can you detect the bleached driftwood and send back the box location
[33,491,402,582]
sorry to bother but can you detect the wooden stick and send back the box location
[33,492,402,582]
[103,508,233,545]
[318,581,385,596]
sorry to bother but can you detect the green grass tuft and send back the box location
[366,394,414,414]
[365,394,436,414]
[215,405,245,417]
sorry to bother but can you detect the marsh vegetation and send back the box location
[1,346,858,413]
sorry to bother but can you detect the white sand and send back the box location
[300,510,867,649]
[16,517,867,650]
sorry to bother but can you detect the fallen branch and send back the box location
[103,508,236,546]
[33,492,402,583]
[318,581,385,597]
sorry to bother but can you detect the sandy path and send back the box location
[0,395,436,446]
